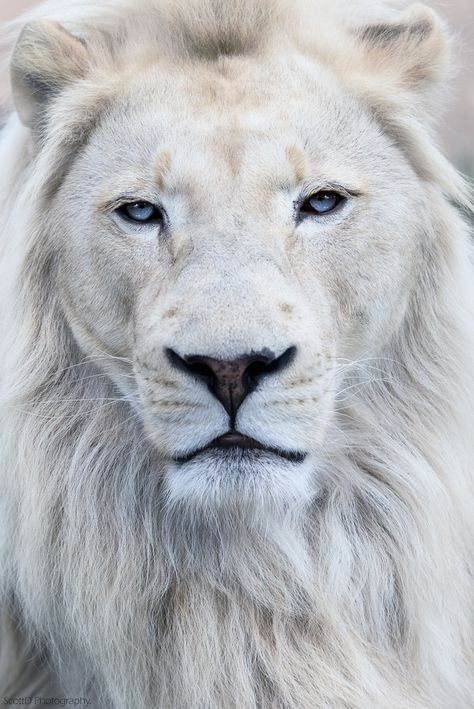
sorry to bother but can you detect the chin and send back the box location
[162,447,316,519]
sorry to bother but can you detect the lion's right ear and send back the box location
[10,20,88,129]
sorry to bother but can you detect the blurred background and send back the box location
[0,0,472,178]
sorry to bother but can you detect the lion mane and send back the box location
[0,1,473,707]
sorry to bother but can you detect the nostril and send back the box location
[244,358,273,392]
[183,357,216,387]
[165,348,215,387]
[244,345,297,390]
[245,359,269,383]
[271,345,297,373]
[165,347,188,374]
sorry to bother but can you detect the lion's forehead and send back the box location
[132,52,320,111]
[84,56,381,200]
[128,55,365,140]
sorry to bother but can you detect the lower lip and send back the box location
[174,446,306,465]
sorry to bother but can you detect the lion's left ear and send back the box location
[10,20,89,129]
[350,4,471,208]
[355,4,449,101]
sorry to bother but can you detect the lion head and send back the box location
[0,1,473,707]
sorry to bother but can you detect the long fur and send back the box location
[0,1,473,707]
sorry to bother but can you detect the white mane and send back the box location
[0,1,473,707]
[0,0,420,102]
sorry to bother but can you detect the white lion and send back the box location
[0,0,473,707]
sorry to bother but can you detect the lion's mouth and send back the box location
[173,431,306,464]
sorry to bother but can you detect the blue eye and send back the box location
[300,191,345,216]
[117,201,162,224]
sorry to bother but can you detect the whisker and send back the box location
[335,377,392,402]
[12,394,140,420]
[45,352,135,379]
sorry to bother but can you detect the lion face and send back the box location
[48,53,426,513]
[4,5,474,707]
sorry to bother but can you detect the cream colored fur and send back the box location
[0,1,473,707]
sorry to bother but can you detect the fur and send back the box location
[0,1,473,707]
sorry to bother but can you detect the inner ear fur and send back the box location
[356,3,449,92]
[10,20,88,129]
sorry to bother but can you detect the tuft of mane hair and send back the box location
[0,1,473,708]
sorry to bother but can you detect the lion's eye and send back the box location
[300,191,345,216]
[117,201,162,224]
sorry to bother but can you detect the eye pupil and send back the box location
[119,201,160,223]
[301,191,344,216]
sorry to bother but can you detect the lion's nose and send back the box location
[166,346,296,420]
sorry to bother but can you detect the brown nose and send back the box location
[166,347,296,421]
